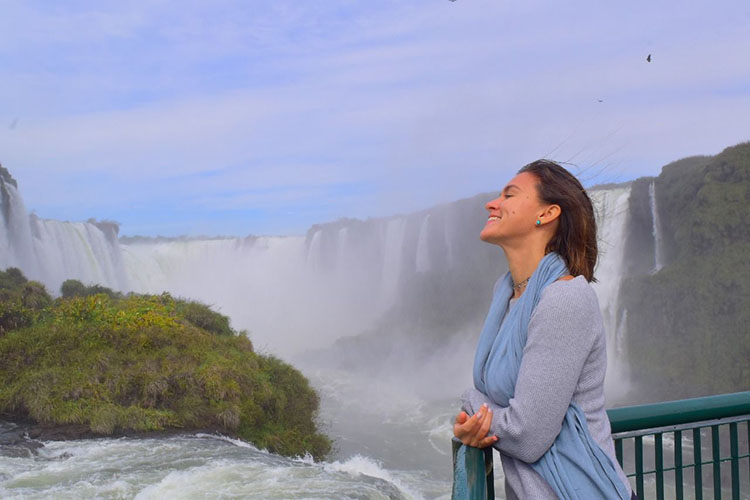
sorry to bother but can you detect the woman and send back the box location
[453,160,633,499]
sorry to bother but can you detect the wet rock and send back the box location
[0,420,44,457]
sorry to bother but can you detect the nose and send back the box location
[485,196,501,211]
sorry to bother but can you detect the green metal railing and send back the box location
[451,391,750,499]
[609,391,750,500]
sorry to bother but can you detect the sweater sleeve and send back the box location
[461,280,599,463]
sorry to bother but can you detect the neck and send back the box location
[502,244,548,298]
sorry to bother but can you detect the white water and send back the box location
[0,428,414,499]
[0,179,126,294]
[649,181,664,273]
[589,185,633,401]
[415,215,431,273]
[0,176,640,498]
[381,218,407,307]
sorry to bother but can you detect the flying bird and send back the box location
[646,54,652,62]
[597,99,604,103]
[9,117,19,130]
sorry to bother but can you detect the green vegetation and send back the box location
[621,142,750,402]
[0,270,330,459]
[61,279,122,300]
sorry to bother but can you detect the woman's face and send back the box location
[480,172,546,246]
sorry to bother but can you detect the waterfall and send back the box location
[0,178,35,273]
[0,175,125,294]
[589,185,632,400]
[443,210,455,270]
[306,230,322,270]
[415,214,431,273]
[381,217,406,304]
[336,227,349,264]
[1,169,636,376]
[30,217,128,293]
[649,181,664,273]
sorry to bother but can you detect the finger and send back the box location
[479,408,492,437]
[456,416,480,441]
[461,405,488,438]
[479,435,498,448]
[454,411,476,439]
[473,404,489,430]
[466,409,484,434]
[453,412,470,439]
[468,427,497,449]
[465,407,493,443]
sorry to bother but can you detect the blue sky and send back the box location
[1,0,749,237]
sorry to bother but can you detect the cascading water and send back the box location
[336,227,349,264]
[0,174,126,294]
[415,214,431,273]
[30,217,128,293]
[649,181,664,273]
[306,230,322,271]
[0,177,36,273]
[442,212,455,270]
[589,185,632,402]
[381,217,407,306]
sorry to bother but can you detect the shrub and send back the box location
[60,279,121,299]
[0,301,33,335]
[60,279,87,298]
[0,267,27,291]
[175,300,234,337]
[21,281,52,309]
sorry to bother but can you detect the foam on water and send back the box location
[324,455,423,499]
[194,432,260,450]
[0,433,422,500]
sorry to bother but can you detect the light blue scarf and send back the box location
[472,253,630,499]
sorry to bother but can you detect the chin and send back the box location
[479,230,501,245]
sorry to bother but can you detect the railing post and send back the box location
[655,432,664,500]
[675,429,683,500]
[451,438,495,500]
[712,425,721,499]
[635,435,644,498]
[694,427,703,500]
[729,422,739,500]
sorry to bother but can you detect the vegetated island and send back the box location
[0,267,331,460]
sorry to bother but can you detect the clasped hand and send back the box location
[453,403,498,448]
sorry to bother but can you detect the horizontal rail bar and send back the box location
[623,453,750,477]
[612,415,749,440]
[607,392,750,433]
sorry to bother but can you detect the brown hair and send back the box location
[518,159,598,282]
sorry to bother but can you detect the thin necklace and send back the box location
[513,276,531,291]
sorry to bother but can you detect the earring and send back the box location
[536,220,541,226]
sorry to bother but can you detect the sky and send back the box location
[1,0,749,237]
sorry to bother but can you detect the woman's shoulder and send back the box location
[541,275,598,306]
[532,275,601,324]
[528,276,603,344]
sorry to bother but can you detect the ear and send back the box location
[538,204,561,225]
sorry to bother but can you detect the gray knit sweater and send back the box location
[461,276,632,499]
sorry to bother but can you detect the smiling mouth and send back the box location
[487,216,501,222]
